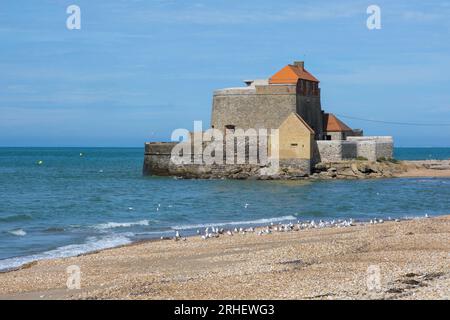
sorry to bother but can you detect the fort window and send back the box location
[290,143,298,147]
[225,124,235,133]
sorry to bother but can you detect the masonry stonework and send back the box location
[143,61,394,179]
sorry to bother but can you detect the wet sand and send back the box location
[397,160,450,178]
[0,215,449,300]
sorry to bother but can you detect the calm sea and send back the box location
[0,147,449,271]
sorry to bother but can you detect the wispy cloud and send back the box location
[127,2,364,25]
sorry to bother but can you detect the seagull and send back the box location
[425,213,429,218]
[226,230,233,236]
[244,203,249,209]
[175,231,180,239]
[128,207,133,211]
[196,229,201,235]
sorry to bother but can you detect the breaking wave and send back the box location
[171,215,297,230]
[7,229,27,236]
[0,233,132,272]
[0,214,33,223]
[92,220,150,230]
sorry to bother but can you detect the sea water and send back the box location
[0,147,449,271]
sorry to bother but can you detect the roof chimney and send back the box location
[293,61,304,70]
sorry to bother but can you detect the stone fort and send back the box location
[144,61,393,178]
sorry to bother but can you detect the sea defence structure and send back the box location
[144,61,393,179]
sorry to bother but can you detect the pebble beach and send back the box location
[1,214,449,300]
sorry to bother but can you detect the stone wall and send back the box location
[211,89,297,130]
[143,142,311,178]
[314,136,393,163]
[211,80,324,139]
[314,140,357,163]
[325,131,344,141]
[143,137,393,178]
[296,95,323,139]
[347,136,393,161]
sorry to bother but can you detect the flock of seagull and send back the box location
[167,214,430,242]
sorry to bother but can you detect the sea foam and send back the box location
[92,220,150,230]
[0,233,132,272]
[171,215,297,230]
[8,229,27,236]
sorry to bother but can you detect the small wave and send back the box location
[402,214,430,220]
[92,220,150,230]
[0,233,132,272]
[171,215,297,230]
[44,227,65,233]
[0,214,32,223]
[8,229,27,236]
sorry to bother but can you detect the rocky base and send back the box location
[163,160,410,180]
[145,154,450,180]
[310,159,408,180]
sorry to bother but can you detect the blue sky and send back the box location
[1,0,449,147]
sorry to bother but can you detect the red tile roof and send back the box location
[269,64,319,84]
[323,113,353,132]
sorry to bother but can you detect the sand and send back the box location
[0,215,449,300]
[397,160,450,178]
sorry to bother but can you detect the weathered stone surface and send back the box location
[142,142,415,180]
[314,137,394,163]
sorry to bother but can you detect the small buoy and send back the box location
[37,160,43,165]
[79,152,83,157]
